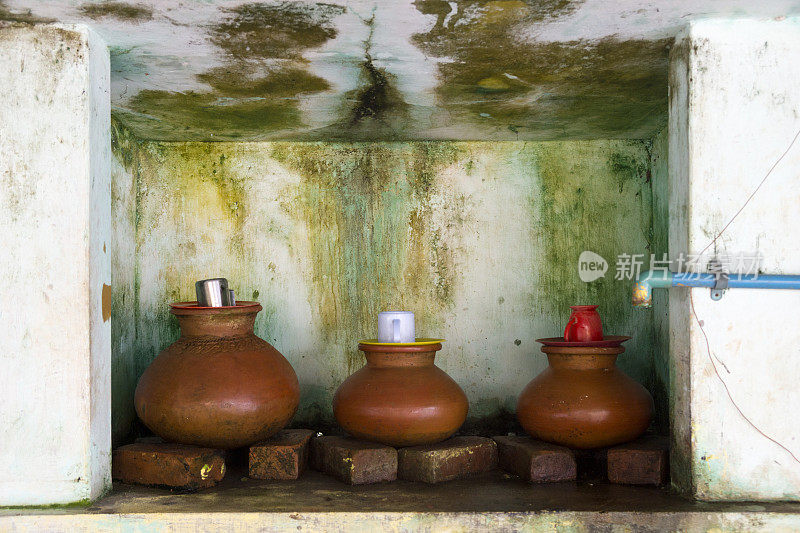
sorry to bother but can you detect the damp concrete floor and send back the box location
[4,470,800,531]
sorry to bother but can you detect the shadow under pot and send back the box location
[134,301,300,449]
[333,342,468,447]
[516,344,653,449]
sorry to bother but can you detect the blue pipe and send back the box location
[632,270,800,308]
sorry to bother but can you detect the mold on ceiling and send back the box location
[3,0,800,141]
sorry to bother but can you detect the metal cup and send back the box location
[195,278,229,307]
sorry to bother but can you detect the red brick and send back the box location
[607,435,669,486]
[112,442,225,490]
[493,436,576,483]
[249,429,315,480]
[398,437,498,483]
[311,436,397,485]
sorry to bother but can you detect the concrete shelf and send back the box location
[3,471,800,530]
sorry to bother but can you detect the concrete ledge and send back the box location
[3,509,800,531]
[3,472,800,530]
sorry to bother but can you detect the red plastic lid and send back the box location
[536,335,631,347]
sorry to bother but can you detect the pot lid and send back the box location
[536,335,631,347]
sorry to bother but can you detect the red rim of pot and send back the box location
[170,301,262,313]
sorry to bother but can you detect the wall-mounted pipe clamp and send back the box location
[707,258,728,301]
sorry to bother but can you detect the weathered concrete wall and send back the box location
[669,19,800,500]
[110,120,138,443]
[650,126,669,435]
[0,24,111,505]
[110,121,658,442]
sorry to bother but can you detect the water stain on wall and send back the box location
[0,1,53,23]
[78,2,153,22]
[211,2,344,60]
[271,142,462,373]
[110,118,143,443]
[413,0,669,139]
[531,140,654,386]
[116,1,345,140]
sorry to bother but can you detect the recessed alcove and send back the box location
[108,120,670,445]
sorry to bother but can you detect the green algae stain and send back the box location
[532,141,654,382]
[404,143,462,305]
[110,116,143,444]
[412,0,669,139]
[0,1,52,23]
[198,66,330,99]
[78,1,153,22]
[116,2,347,140]
[272,142,463,373]
[111,114,140,171]
[119,90,303,141]
[211,2,345,61]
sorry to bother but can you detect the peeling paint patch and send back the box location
[102,283,112,322]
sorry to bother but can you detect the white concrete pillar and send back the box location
[0,24,111,505]
[669,18,800,500]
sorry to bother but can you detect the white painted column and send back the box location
[0,24,111,505]
[669,18,800,501]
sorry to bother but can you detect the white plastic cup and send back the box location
[377,311,415,343]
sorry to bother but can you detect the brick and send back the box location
[311,436,397,485]
[398,437,498,483]
[493,436,576,483]
[249,429,315,480]
[607,435,669,486]
[112,442,226,490]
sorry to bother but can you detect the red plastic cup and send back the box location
[563,305,603,342]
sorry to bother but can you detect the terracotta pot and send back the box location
[517,345,653,449]
[333,343,468,447]
[563,305,603,342]
[134,302,299,449]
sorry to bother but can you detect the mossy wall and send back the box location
[650,125,669,434]
[111,118,661,443]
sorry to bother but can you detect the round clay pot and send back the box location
[134,302,299,449]
[333,343,468,447]
[517,345,653,449]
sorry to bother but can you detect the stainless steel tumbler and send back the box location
[195,278,229,307]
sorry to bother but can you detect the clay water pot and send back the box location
[134,302,299,449]
[563,305,603,342]
[517,345,653,449]
[333,343,468,447]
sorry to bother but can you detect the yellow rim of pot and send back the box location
[358,338,445,346]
